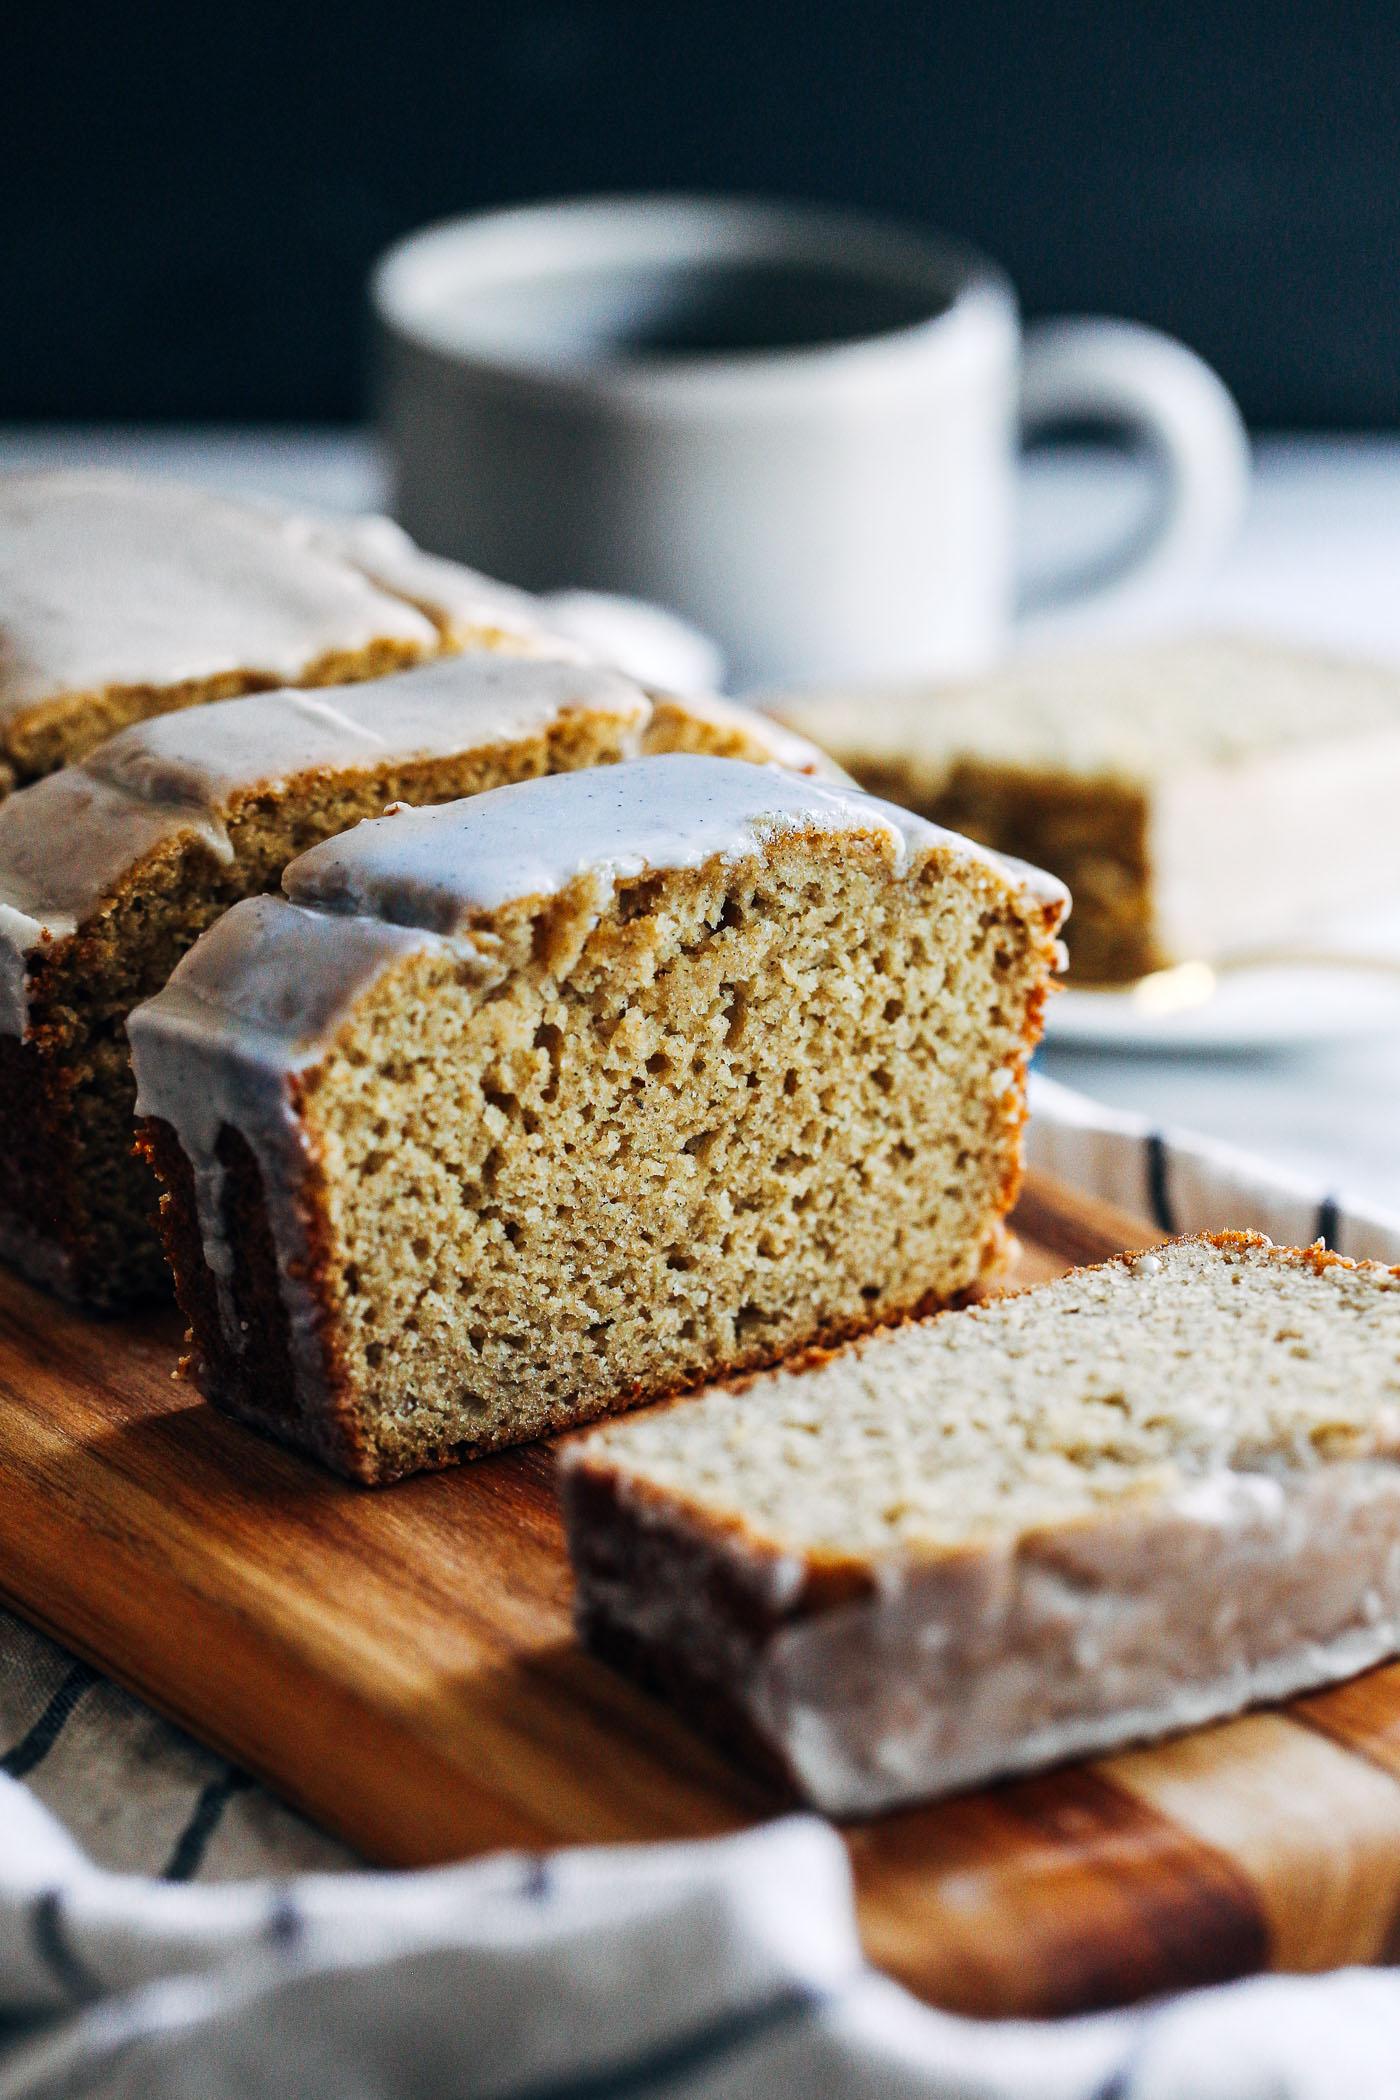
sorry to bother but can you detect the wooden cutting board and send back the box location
[4,1167,1400,2019]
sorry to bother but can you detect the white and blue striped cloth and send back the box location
[5,1765,1400,2100]
[4,1077,1400,2099]
[1027,1074,1400,1265]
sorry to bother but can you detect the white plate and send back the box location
[1047,957,1400,1053]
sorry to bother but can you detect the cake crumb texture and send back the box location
[313,832,1046,1475]
[130,757,1065,1478]
[572,1233,1400,1559]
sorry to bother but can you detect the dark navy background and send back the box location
[5,0,1396,426]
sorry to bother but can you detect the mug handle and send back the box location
[1018,317,1251,622]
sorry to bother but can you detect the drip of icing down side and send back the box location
[129,896,446,1373]
[748,1459,1400,1813]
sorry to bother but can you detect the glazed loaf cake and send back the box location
[772,637,1400,982]
[0,471,579,791]
[128,756,1066,1482]
[562,1233,1400,1815]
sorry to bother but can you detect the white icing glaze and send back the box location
[0,654,650,1037]
[284,752,1066,929]
[130,897,434,1367]
[291,511,591,660]
[84,653,648,805]
[0,473,441,724]
[751,1459,1400,1813]
[568,1451,1400,1816]
[127,754,1064,1387]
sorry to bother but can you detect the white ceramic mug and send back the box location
[373,197,1249,687]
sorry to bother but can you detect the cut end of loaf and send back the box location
[135,764,1063,1481]
[0,683,647,1310]
[303,827,1058,1479]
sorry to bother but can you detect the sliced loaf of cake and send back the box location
[562,1233,1400,1814]
[129,756,1066,1481]
[0,472,579,790]
[0,655,836,1308]
[771,637,1400,982]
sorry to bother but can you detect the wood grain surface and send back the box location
[2,1167,1399,2018]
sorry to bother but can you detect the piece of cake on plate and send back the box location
[771,637,1400,983]
[0,661,834,1310]
[129,755,1067,1481]
[562,1233,1400,1814]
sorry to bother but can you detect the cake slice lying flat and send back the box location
[129,756,1065,1481]
[771,637,1400,982]
[0,662,832,1309]
[562,1234,1400,1815]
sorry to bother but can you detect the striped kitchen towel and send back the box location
[1028,1073,1400,1264]
[5,1774,1400,2100]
